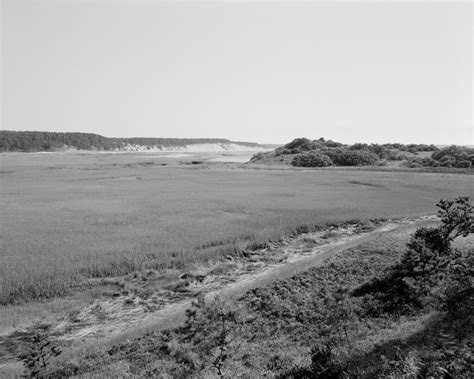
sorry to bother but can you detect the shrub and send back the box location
[249,151,272,162]
[387,152,407,161]
[326,148,379,166]
[18,325,62,378]
[455,160,472,168]
[438,249,473,318]
[324,139,343,148]
[350,143,369,150]
[380,349,422,377]
[279,340,347,378]
[291,153,333,167]
[395,196,472,289]
[308,341,346,377]
[368,144,389,159]
[275,148,293,156]
[431,145,474,168]
[353,196,473,313]
[283,138,316,151]
[439,156,454,167]
[403,159,422,168]
[178,297,243,377]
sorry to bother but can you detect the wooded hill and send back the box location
[0,131,264,152]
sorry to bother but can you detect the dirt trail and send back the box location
[0,215,437,367]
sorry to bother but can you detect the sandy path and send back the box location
[59,217,436,340]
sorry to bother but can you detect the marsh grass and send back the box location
[1,152,473,305]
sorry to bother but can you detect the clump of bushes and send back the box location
[252,137,472,170]
[278,137,445,168]
[405,145,474,168]
[249,151,272,162]
[284,137,319,152]
[291,153,332,167]
[325,148,379,166]
[291,148,379,167]
[431,145,474,166]
[278,137,384,167]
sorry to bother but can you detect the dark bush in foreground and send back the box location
[354,196,473,314]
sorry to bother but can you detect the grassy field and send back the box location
[1,152,473,306]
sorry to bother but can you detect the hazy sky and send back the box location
[1,0,472,144]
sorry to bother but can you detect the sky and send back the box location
[1,0,472,145]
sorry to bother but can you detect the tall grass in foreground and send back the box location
[0,208,363,305]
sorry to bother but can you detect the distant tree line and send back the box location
[270,137,472,168]
[0,131,261,152]
[0,131,119,152]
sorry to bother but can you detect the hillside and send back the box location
[0,131,271,153]
[249,137,474,169]
[19,199,473,378]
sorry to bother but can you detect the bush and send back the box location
[279,340,347,378]
[438,249,473,318]
[439,156,454,167]
[431,145,474,168]
[291,153,333,167]
[387,152,406,161]
[326,148,379,166]
[324,139,343,148]
[249,151,271,162]
[18,325,62,377]
[283,138,316,151]
[275,148,293,156]
[455,160,472,168]
[350,143,369,150]
[353,196,473,314]
[394,197,472,289]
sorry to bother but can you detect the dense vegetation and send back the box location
[405,145,474,169]
[41,197,472,377]
[0,131,261,152]
[251,137,474,169]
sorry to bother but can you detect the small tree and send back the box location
[181,296,242,378]
[436,197,473,243]
[401,196,472,274]
[353,196,473,313]
[322,286,354,349]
